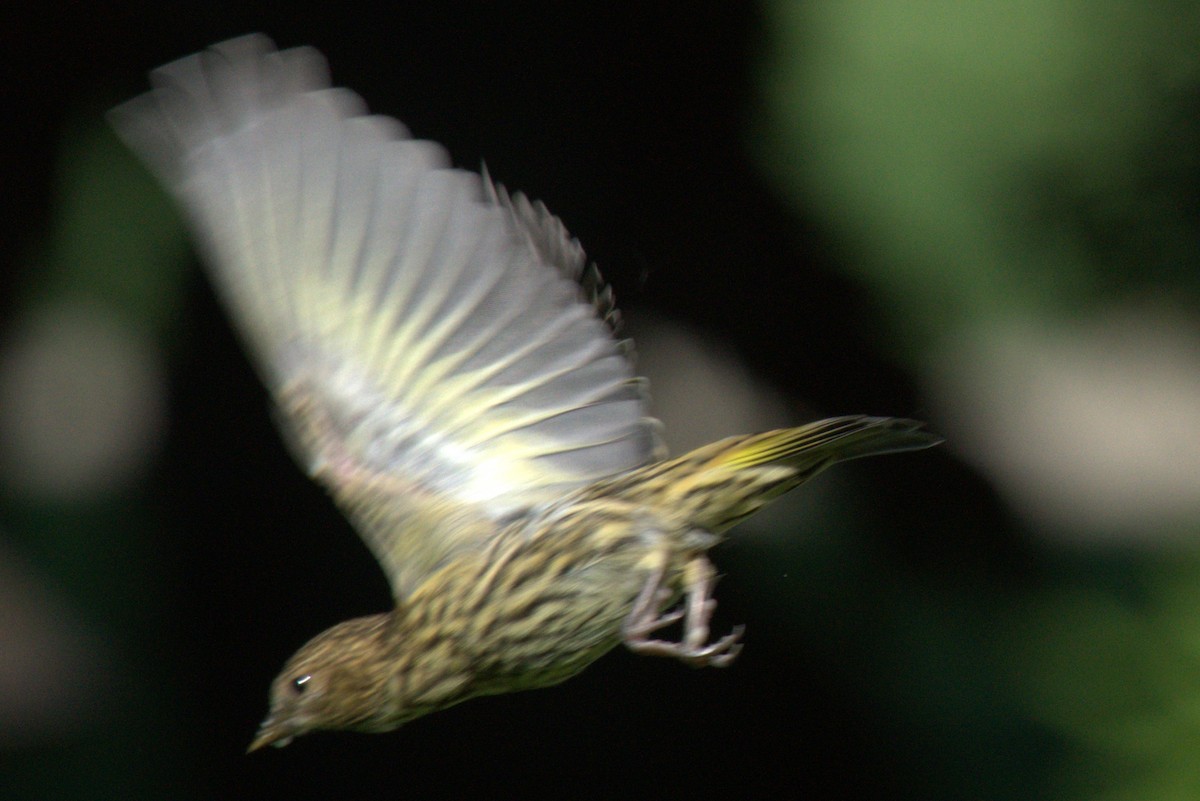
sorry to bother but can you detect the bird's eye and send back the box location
[291,675,312,694]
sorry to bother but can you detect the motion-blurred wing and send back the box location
[111,35,662,597]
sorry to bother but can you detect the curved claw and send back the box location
[684,625,745,668]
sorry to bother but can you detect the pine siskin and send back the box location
[110,35,941,751]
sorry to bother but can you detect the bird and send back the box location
[109,34,941,752]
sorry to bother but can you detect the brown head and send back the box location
[248,613,396,751]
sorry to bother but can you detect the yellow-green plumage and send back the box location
[589,415,935,533]
[109,35,940,751]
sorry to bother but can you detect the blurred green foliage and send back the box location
[755,0,1200,352]
[1,119,190,799]
[756,2,1200,800]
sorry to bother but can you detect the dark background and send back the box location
[1,2,1159,799]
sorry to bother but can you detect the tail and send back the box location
[605,416,941,533]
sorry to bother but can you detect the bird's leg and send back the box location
[622,555,744,668]
[624,559,685,638]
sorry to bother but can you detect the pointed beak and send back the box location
[246,718,294,753]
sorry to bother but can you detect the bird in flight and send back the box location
[110,35,940,751]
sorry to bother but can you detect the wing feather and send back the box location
[111,35,663,597]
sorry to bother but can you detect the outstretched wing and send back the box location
[111,35,663,597]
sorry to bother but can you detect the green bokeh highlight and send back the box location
[755,0,1200,352]
[755,3,1200,800]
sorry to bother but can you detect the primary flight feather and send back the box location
[110,34,940,750]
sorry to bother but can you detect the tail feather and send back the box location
[602,416,940,533]
[713,416,941,470]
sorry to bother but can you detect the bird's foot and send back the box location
[622,555,744,668]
